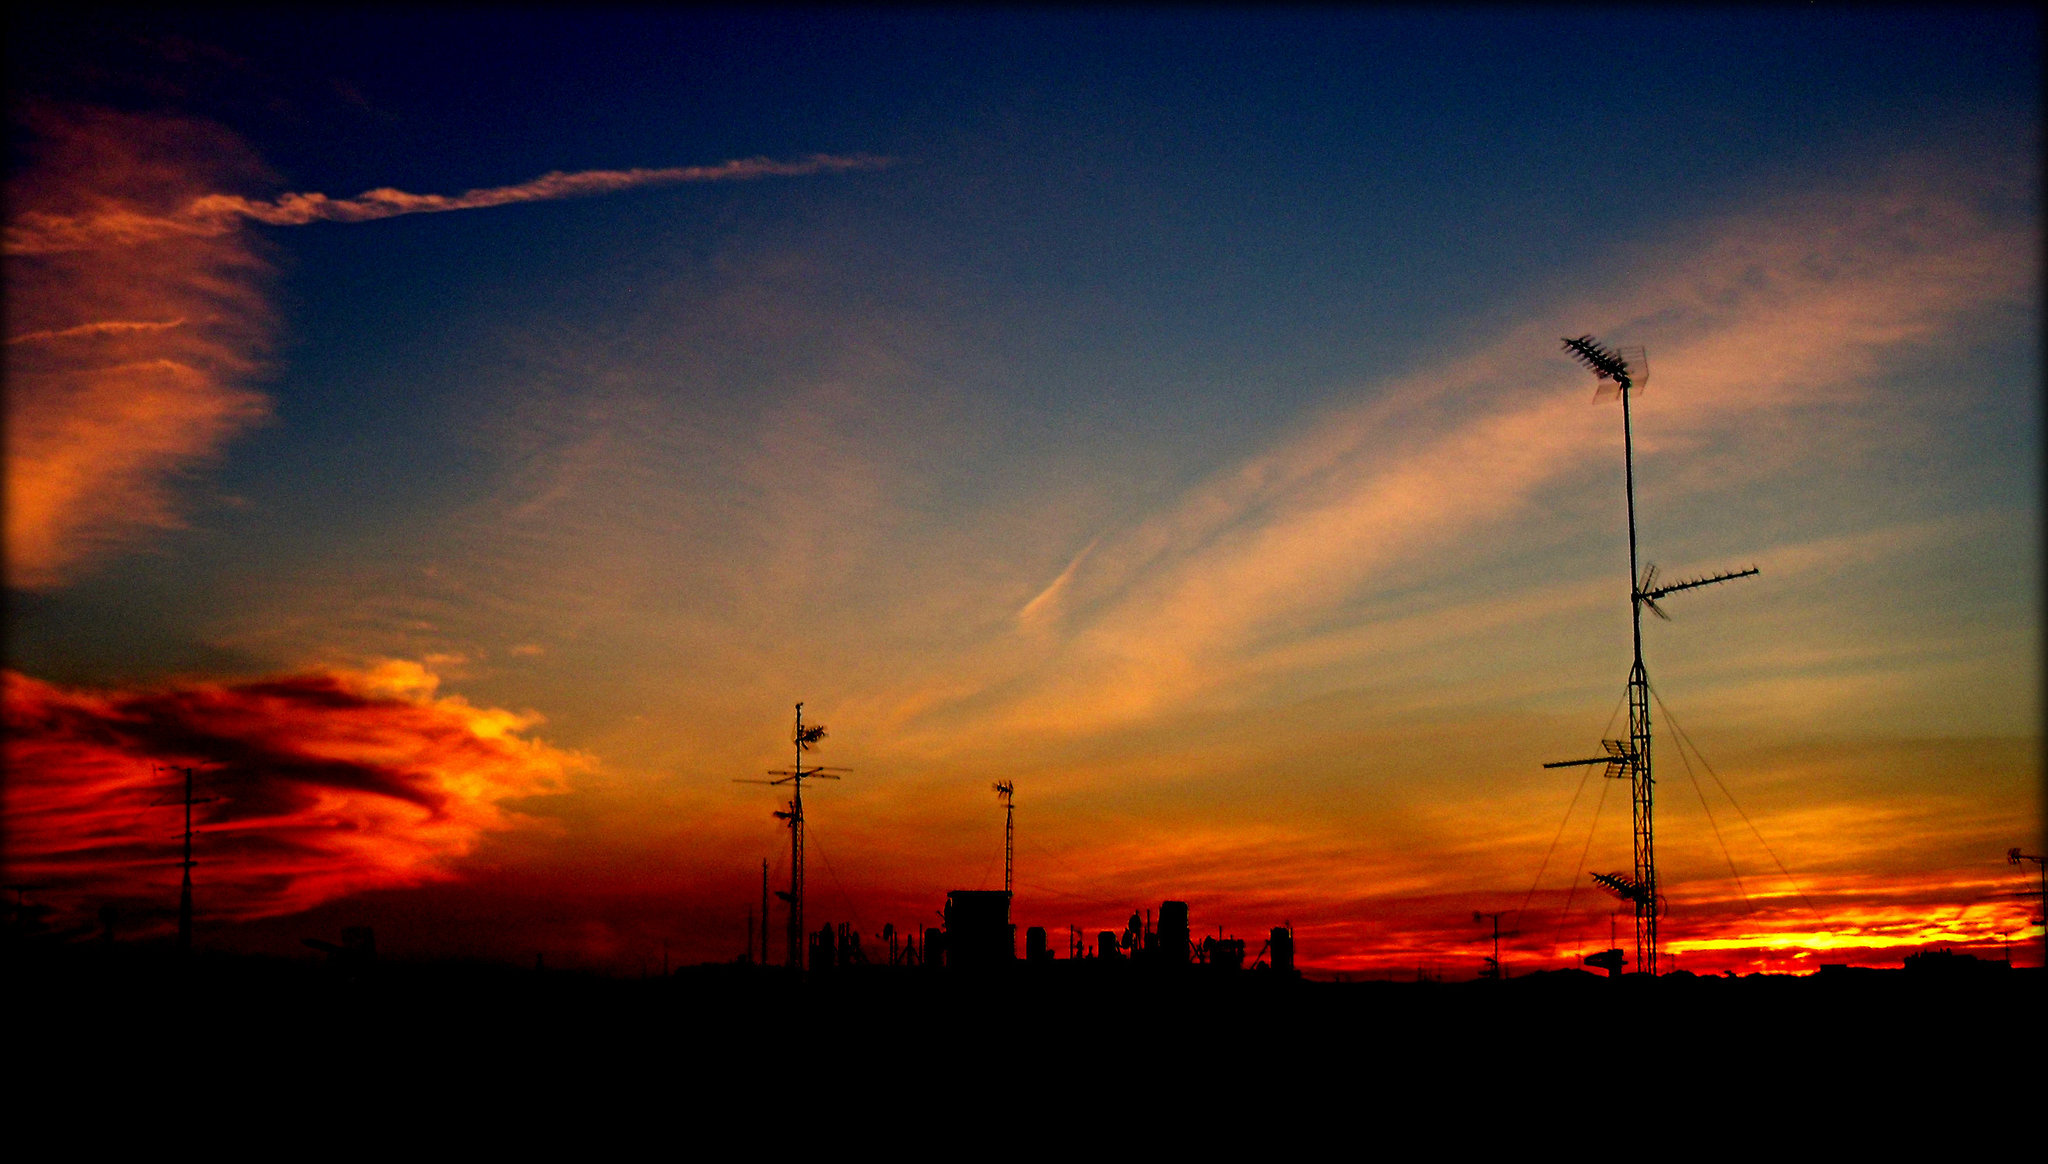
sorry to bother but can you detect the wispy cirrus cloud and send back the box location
[1,660,583,934]
[923,148,2036,743]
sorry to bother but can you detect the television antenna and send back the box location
[1472,910,1518,980]
[1542,335,1757,977]
[153,765,218,958]
[2010,847,2045,964]
[736,703,847,969]
[993,781,1015,897]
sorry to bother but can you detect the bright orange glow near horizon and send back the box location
[4,661,2036,976]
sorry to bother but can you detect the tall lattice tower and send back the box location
[1544,336,1756,976]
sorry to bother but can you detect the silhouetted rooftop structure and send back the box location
[943,889,1012,971]
[1902,947,2010,976]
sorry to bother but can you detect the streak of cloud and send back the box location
[6,318,188,345]
[1,661,583,934]
[1017,536,1099,627]
[5,153,895,255]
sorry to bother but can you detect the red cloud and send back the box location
[2,662,580,937]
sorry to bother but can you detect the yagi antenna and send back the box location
[1564,335,1651,402]
[1562,334,1633,387]
[1638,562,1760,622]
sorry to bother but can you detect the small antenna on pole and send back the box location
[2010,847,2045,966]
[993,781,1015,898]
[158,765,219,960]
[1472,911,1517,981]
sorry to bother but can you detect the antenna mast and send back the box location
[1472,910,1514,980]
[737,703,846,969]
[2010,848,2045,966]
[163,765,217,959]
[1545,336,1757,977]
[993,782,1015,897]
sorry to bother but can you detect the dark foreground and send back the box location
[9,947,2038,1132]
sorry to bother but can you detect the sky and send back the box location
[4,8,2040,978]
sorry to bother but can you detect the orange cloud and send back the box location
[1,662,582,936]
[4,105,274,589]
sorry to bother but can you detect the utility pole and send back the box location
[1473,911,1512,980]
[760,858,770,967]
[1544,336,1756,977]
[737,703,846,969]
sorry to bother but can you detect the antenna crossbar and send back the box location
[1545,739,1634,778]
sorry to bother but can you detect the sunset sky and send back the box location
[5,9,2039,977]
